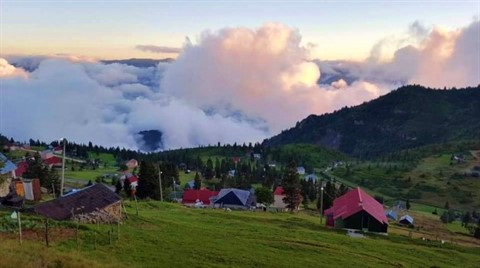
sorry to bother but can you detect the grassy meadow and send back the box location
[1,202,479,268]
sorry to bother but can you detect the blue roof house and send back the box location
[0,153,17,176]
[399,215,414,225]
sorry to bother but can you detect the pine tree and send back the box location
[137,161,159,199]
[115,179,122,194]
[282,161,302,213]
[194,172,202,190]
[44,167,60,196]
[462,212,472,228]
[406,199,411,210]
[123,179,132,197]
[338,183,349,196]
[204,158,214,180]
[444,201,450,210]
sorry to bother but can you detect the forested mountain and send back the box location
[264,85,480,158]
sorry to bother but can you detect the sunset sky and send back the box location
[2,1,479,60]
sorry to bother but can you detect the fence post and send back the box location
[44,218,49,247]
[17,211,22,245]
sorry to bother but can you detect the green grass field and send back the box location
[88,152,118,166]
[64,167,120,181]
[1,202,479,267]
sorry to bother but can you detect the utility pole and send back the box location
[172,178,176,201]
[60,138,66,196]
[158,168,163,202]
[320,183,324,224]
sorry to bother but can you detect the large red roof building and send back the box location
[324,187,388,233]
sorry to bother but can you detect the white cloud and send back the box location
[1,20,478,150]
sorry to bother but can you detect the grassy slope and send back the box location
[331,149,480,210]
[1,202,479,267]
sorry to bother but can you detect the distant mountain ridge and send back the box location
[264,85,480,158]
[101,58,174,68]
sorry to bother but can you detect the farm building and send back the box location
[324,187,388,233]
[399,215,414,226]
[34,184,122,223]
[213,188,256,209]
[182,189,219,206]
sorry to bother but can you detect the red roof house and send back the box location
[273,186,285,195]
[14,161,29,178]
[127,176,138,188]
[182,189,219,206]
[43,156,62,167]
[324,187,388,233]
[273,186,287,209]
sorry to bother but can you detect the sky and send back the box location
[0,1,479,150]
[2,1,479,60]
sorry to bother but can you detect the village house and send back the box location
[53,146,63,154]
[296,167,306,175]
[43,156,62,168]
[34,184,122,223]
[125,159,138,169]
[184,180,196,190]
[213,188,256,209]
[14,161,28,178]
[0,153,17,198]
[399,215,414,226]
[182,189,219,207]
[304,174,318,182]
[40,150,54,160]
[273,186,287,210]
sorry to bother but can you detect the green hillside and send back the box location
[1,202,479,267]
[264,85,480,158]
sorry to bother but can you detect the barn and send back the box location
[324,187,388,233]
